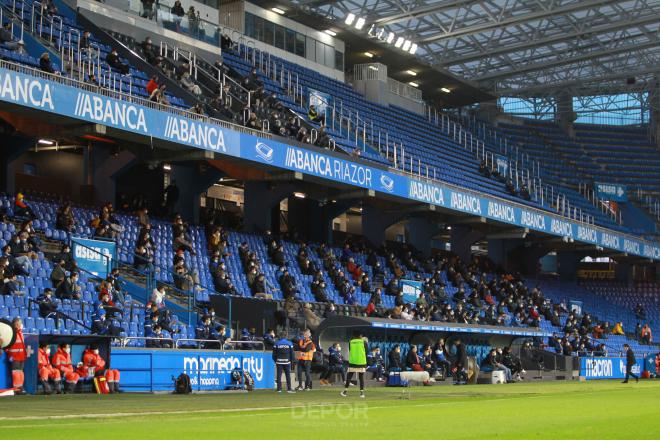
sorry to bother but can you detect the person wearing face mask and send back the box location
[150,284,167,308]
[432,339,451,380]
[82,345,121,393]
[320,342,346,385]
[366,346,386,382]
[3,317,27,393]
[295,329,316,391]
[38,343,61,394]
[52,343,80,393]
[37,288,58,318]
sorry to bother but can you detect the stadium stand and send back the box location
[0,0,656,396]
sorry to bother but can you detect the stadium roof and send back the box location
[279,0,660,99]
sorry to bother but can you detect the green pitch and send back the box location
[2,380,659,439]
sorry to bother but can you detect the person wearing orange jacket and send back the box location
[82,345,121,393]
[3,317,27,394]
[51,343,79,393]
[38,343,61,394]
[295,329,316,391]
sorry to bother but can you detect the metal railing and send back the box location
[0,59,271,140]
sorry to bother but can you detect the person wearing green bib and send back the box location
[341,330,369,398]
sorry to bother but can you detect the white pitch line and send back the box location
[0,394,537,423]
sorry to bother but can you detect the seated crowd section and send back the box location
[0,0,657,389]
[0,191,655,369]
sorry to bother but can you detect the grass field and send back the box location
[2,380,659,439]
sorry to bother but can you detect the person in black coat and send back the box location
[39,53,56,74]
[272,332,295,393]
[388,345,403,371]
[622,344,639,383]
[405,345,422,370]
[451,338,468,385]
[37,288,58,318]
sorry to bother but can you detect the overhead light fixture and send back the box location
[386,32,395,44]
[324,29,337,36]
[408,81,419,88]
[293,192,306,199]
[355,17,366,30]
[447,226,452,230]
[402,40,411,51]
[440,87,451,93]
[405,70,417,76]
[345,13,356,25]
[271,7,285,15]
[364,51,374,58]
[368,65,378,71]
[395,37,404,48]
[38,139,54,145]
[409,43,418,55]
[162,163,172,171]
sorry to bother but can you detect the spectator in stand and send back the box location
[39,53,56,74]
[314,127,332,149]
[141,0,156,19]
[2,271,24,296]
[320,342,346,385]
[187,6,200,35]
[0,23,19,51]
[14,193,35,219]
[55,243,76,272]
[91,308,121,336]
[307,105,325,125]
[171,0,185,29]
[146,75,159,96]
[244,111,262,130]
[8,233,35,275]
[38,343,61,394]
[52,343,79,393]
[106,49,129,75]
[37,288,58,318]
[173,258,201,292]
[640,324,652,344]
[612,321,625,335]
[138,207,150,228]
[134,244,154,272]
[55,271,81,300]
[146,324,171,348]
[140,37,161,65]
[634,303,646,320]
[150,284,167,308]
[55,202,75,232]
[180,71,202,97]
[505,178,517,196]
[478,160,491,178]
[242,68,263,98]
[520,185,531,200]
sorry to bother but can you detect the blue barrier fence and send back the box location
[111,348,275,392]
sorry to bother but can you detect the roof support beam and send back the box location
[474,38,659,82]
[417,0,614,44]
[436,13,660,66]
